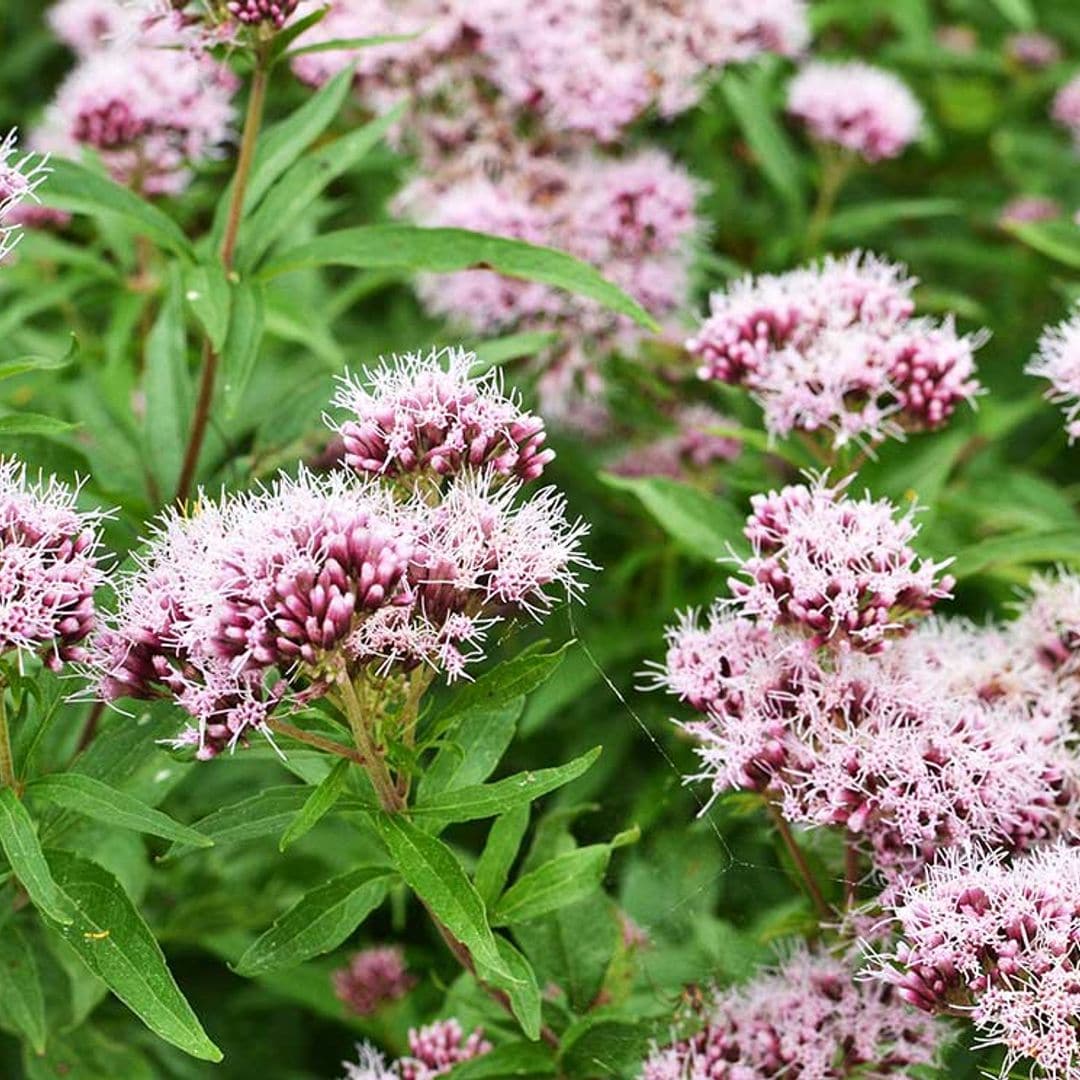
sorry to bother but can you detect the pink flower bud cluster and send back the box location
[226,0,300,28]
[92,348,588,754]
[1007,32,1062,69]
[333,946,415,1017]
[342,1022,491,1080]
[641,949,942,1080]
[689,253,984,449]
[36,9,237,196]
[1053,75,1080,147]
[0,460,108,671]
[998,194,1060,228]
[609,404,741,482]
[331,347,554,482]
[874,844,1080,1080]
[1027,307,1080,442]
[787,61,923,162]
[732,477,954,652]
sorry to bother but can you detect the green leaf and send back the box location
[284,32,419,60]
[954,530,1080,580]
[236,64,355,224]
[161,785,310,860]
[475,805,530,909]
[42,851,221,1062]
[266,4,330,63]
[721,69,806,214]
[279,758,350,851]
[0,342,76,383]
[45,158,194,259]
[371,811,508,977]
[1008,220,1080,269]
[414,748,601,825]
[220,278,266,416]
[261,226,658,330]
[241,102,407,268]
[600,473,746,562]
[0,414,75,438]
[27,773,212,849]
[471,332,560,374]
[434,645,571,738]
[448,1043,555,1080]
[419,700,523,802]
[559,1015,654,1079]
[988,0,1034,29]
[477,938,541,1042]
[143,267,191,495]
[183,262,232,353]
[0,922,46,1053]
[234,866,392,976]
[492,846,612,927]
[0,788,73,925]
[825,198,963,241]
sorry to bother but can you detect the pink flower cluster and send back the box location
[38,3,237,196]
[91,348,589,755]
[0,129,50,256]
[1053,75,1080,147]
[641,949,942,1079]
[0,459,108,670]
[732,477,953,652]
[609,404,741,482]
[787,61,923,162]
[333,946,415,1017]
[1006,32,1062,70]
[874,844,1080,1079]
[688,253,984,449]
[226,0,301,28]
[650,483,1080,889]
[342,1021,491,1080]
[1027,307,1080,442]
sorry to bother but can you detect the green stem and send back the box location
[803,149,854,258]
[335,677,404,813]
[175,51,271,505]
[266,718,367,766]
[768,802,832,923]
[0,679,16,791]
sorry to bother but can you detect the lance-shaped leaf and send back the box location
[260,226,658,330]
[372,812,509,978]
[477,937,542,1042]
[27,773,212,849]
[413,748,600,826]
[0,788,73,924]
[41,851,221,1062]
[279,759,351,852]
[448,1043,556,1080]
[234,866,393,977]
[0,922,46,1053]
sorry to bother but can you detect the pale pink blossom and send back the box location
[342,1043,397,1080]
[227,0,301,27]
[47,0,138,54]
[874,844,1080,1079]
[1053,74,1080,146]
[642,949,941,1080]
[787,61,923,162]
[331,347,554,483]
[998,194,1061,228]
[1027,308,1080,441]
[399,1020,491,1080]
[0,459,108,670]
[609,404,741,481]
[333,946,415,1016]
[0,130,50,257]
[37,35,236,195]
[1007,32,1062,69]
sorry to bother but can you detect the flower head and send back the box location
[37,32,236,195]
[47,0,139,54]
[0,130,50,258]
[0,460,108,670]
[1007,32,1061,69]
[787,61,923,162]
[332,347,554,483]
[1053,75,1080,146]
[226,0,301,28]
[399,1020,492,1080]
[342,1043,397,1080]
[609,404,741,481]
[333,946,415,1016]
[1027,308,1080,442]
[874,843,1080,1079]
[642,948,941,1079]
[731,477,953,652]
[999,195,1061,228]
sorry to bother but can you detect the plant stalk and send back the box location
[768,801,833,922]
[266,718,368,765]
[175,52,271,505]
[0,679,16,790]
[803,148,854,258]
